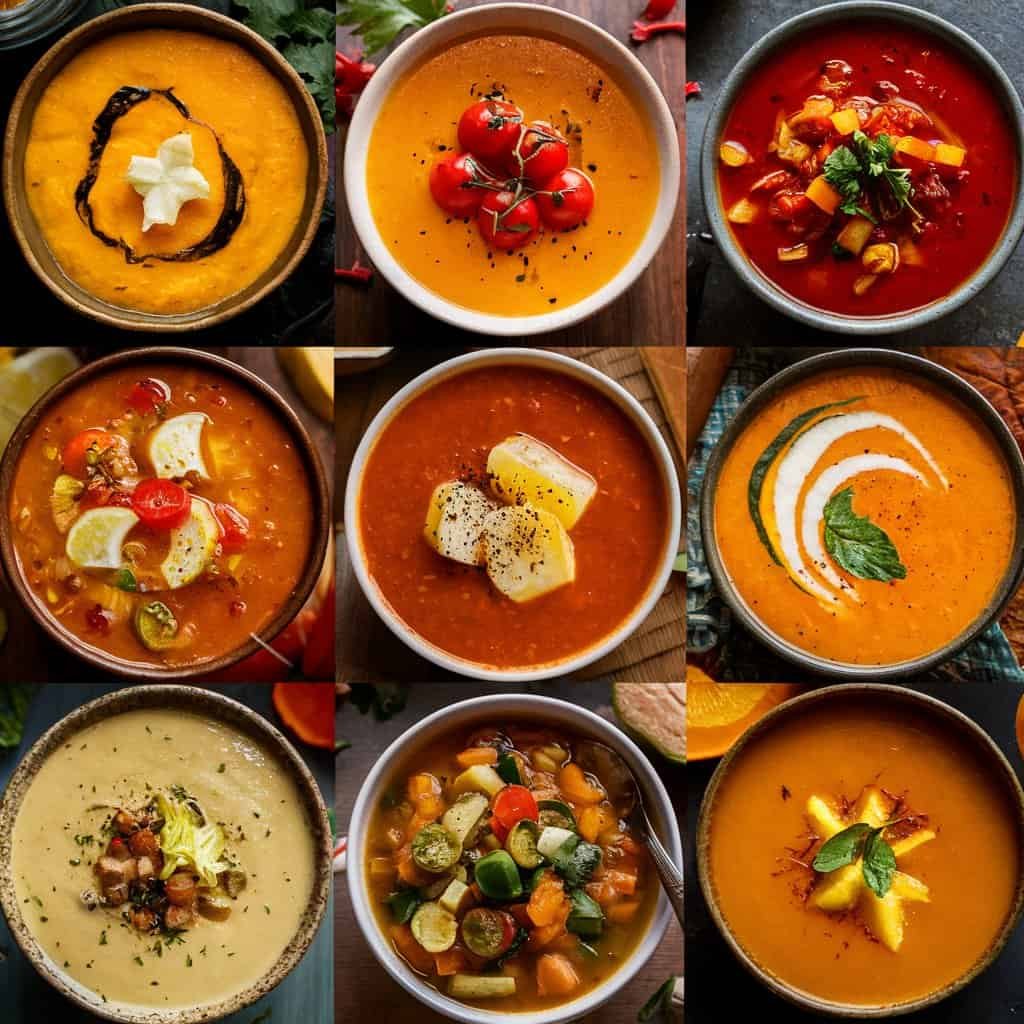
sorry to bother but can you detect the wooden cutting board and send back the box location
[685,347,734,459]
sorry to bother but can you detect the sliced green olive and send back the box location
[134,601,179,652]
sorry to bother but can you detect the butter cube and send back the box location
[424,481,498,566]
[482,503,575,603]
[487,434,596,530]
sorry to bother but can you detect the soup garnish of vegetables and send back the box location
[366,725,658,1011]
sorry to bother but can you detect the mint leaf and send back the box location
[337,0,450,56]
[823,487,907,582]
[862,828,897,898]
[812,822,872,873]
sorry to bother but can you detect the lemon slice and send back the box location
[277,347,333,423]
[66,507,140,570]
[0,348,80,453]
[148,412,209,481]
[161,500,219,589]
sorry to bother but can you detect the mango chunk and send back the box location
[482,504,575,603]
[810,862,862,912]
[850,786,891,828]
[487,433,596,530]
[891,871,930,903]
[860,889,905,952]
[423,481,498,567]
[806,795,845,840]
[890,829,936,859]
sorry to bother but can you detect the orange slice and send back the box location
[272,682,334,749]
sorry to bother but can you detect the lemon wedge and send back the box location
[148,413,209,481]
[0,348,79,454]
[160,500,219,589]
[66,507,139,570]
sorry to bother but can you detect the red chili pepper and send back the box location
[686,81,703,99]
[631,18,686,43]
[335,260,373,284]
[336,50,376,120]
[644,0,677,19]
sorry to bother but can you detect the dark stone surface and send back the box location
[686,0,1024,345]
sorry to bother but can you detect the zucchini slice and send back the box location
[411,823,461,874]
[442,792,489,848]
[410,901,458,953]
[537,800,577,831]
[506,819,542,868]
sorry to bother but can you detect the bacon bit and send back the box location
[336,260,373,284]
[644,0,677,17]
[685,81,702,100]
[631,18,686,43]
[336,50,377,120]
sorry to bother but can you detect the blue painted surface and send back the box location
[0,684,333,1023]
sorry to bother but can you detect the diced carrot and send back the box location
[558,763,605,806]
[805,175,842,215]
[536,953,580,997]
[577,805,611,843]
[585,881,620,907]
[391,923,435,975]
[606,900,641,923]
[407,773,444,821]
[455,747,499,767]
[528,872,570,927]
[396,844,433,887]
[602,869,637,895]
[527,920,567,951]
[434,947,467,976]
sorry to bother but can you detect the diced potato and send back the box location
[898,237,925,267]
[933,142,966,169]
[810,863,862,912]
[777,243,809,263]
[890,828,936,859]
[719,140,751,167]
[789,96,835,127]
[835,215,875,257]
[862,243,899,275]
[423,481,498,566]
[829,108,860,136]
[853,274,878,296]
[439,878,473,916]
[482,504,576,604]
[805,175,842,214]
[487,433,596,530]
[449,766,506,800]
[727,198,759,225]
[891,871,930,903]
[894,136,934,163]
[860,889,905,952]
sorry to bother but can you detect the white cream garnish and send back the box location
[125,133,211,231]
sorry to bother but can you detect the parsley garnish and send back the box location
[337,0,451,57]
[823,130,920,224]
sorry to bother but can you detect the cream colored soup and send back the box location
[11,709,315,1011]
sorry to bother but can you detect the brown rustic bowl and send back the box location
[696,684,1024,1018]
[0,684,333,1023]
[0,347,331,680]
[3,3,328,332]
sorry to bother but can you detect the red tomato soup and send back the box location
[717,22,1017,317]
[357,365,669,670]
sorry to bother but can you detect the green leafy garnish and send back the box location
[823,487,907,582]
[551,835,602,888]
[823,130,919,224]
[337,0,451,56]
[861,828,897,898]
[0,684,34,749]
[113,568,137,592]
[812,822,873,873]
[156,792,229,888]
[812,822,899,898]
[638,977,678,1022]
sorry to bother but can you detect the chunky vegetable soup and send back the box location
[366,724,657,1011]
[718,22,1017,316]
[8,363,314,669]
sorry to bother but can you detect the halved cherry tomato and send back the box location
[477,191,539,251]
[131,479,191,530]
[214,503,249,553]
[127,378,170,414]
[489,815,509,845]
[62,429,124,478]
[429,152,496,218]
[492,784,539,831]
[458,98,524,166]
[536,168,596,231]
[511,122,569,186]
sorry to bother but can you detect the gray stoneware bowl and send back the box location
[0,684,333,1023]
[700,1,1024,335]
[700,348,1024,679]
[696,684,1024,1017]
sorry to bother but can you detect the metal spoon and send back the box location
[575,739,684,929]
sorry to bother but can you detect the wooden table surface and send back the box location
[336,0,686,346]
[335,682,684,1023]
[0,683,334,1023]
[337,347,685,683]
[0,348,335,683]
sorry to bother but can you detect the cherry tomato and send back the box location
[511,121,569,186]
[492,785,539,831]
[477,191,540,252]
[214,502,250,553]
[536,168,596,231]
[429,152,494,217]
[62,429,125,478]
[127,377,170,414]
[489,815,509,845]
[457,98,524,166]
[131,479,192,530]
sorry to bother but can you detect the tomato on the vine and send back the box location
[131,479,192,530]
[458,98,524,166]
[477,191,540,251]
[536,168,596,231]
[429,152,495,217]
[511,121,569,186]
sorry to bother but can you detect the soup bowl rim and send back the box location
[342,1,681,337]
[343,346,683,681]
[699,346,1024,679]
[699,0,1024,335]
[695,682,1024,1017]
[0,683,334,1023]
[0,346,331,680]
[347,692,682,1024]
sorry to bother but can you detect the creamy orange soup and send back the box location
[707,695,1021,1008]
[366,33,659,316]
[714,367,1016,665]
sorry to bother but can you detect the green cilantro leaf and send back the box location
[823,487,907,583]
[337,0,451,56]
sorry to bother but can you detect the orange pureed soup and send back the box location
[366,33,659,316]
[713,367,1016,665]
[357,365,668,670]
[707,695,1022,1007]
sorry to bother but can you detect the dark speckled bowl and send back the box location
[0,685,332,1023]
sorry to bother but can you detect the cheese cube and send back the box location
[486,434,596,530]
[423,481,498,566]
[482,504,575,603]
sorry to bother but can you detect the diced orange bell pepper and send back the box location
[805,175,842,215]
[455,747,499,768]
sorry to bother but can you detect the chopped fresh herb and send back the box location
[99,931,107,946]
[113,568,138,592]
[823,487,907,582]
[823,130,919,224]
[186,954,193,968]
[0,684,34,749]
[336,0,451,57]
[638,977,678,1022]
[133,956,144,967]
[218,763,226,774]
